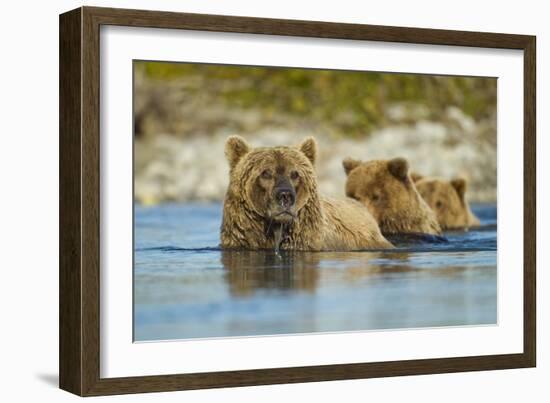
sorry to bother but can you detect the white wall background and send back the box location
[0,0,545,401]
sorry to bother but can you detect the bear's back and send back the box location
[319,196,393,250]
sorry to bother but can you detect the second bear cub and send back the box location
[412,174,481,230]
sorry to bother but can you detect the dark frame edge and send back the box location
[81,5,102,397]
[59,7,83,397]
[523,36,536,368]
[83,353,533,396]
[59,5,537,396]
[82,5,534,49]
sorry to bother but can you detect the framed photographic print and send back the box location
[59,6,536,396]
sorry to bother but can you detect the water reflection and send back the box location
[220,249,482,296]
[222,250,319,296]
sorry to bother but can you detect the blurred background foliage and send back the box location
[133,61,497,204]
[134,61,496,139]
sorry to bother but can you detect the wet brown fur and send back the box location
[221,136,393,251]
[343,158,441,235]
[413,174,481,230]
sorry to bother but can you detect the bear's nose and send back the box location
[276,188,295,208]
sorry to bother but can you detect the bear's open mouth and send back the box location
[270,209,297,225]
[273,210,296,219]
[265,210,295,253]
[269,221,291,254]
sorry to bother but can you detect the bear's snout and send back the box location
[275,188,296,209]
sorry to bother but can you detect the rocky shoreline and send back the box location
[134,106,496,205]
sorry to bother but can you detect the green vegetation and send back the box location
[134,61,496,139]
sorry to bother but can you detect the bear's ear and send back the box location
[451,177,467,200]
[410,172,424,182]
[388,157,409,181]
[342,158,361,176]
[225,135,250,170]
[298,137,318,165]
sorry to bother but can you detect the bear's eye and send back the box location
[371,194,380,202]
[290,170,299,180]
[436,200,443,208]
[260,170,273,180]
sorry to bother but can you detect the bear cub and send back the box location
[343,157,442,236]
[412,174,481,230]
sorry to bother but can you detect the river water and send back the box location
[134,203,497,341]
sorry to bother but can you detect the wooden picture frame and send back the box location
[59,6,536,396]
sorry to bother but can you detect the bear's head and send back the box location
[413,175,481,229]
[342,157,441,235]
[224,135,319,226]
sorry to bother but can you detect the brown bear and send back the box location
[342,157,442,236]
[412,174,481,230]
[220,136,393,251]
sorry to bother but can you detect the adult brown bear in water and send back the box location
[220,136,392,251]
